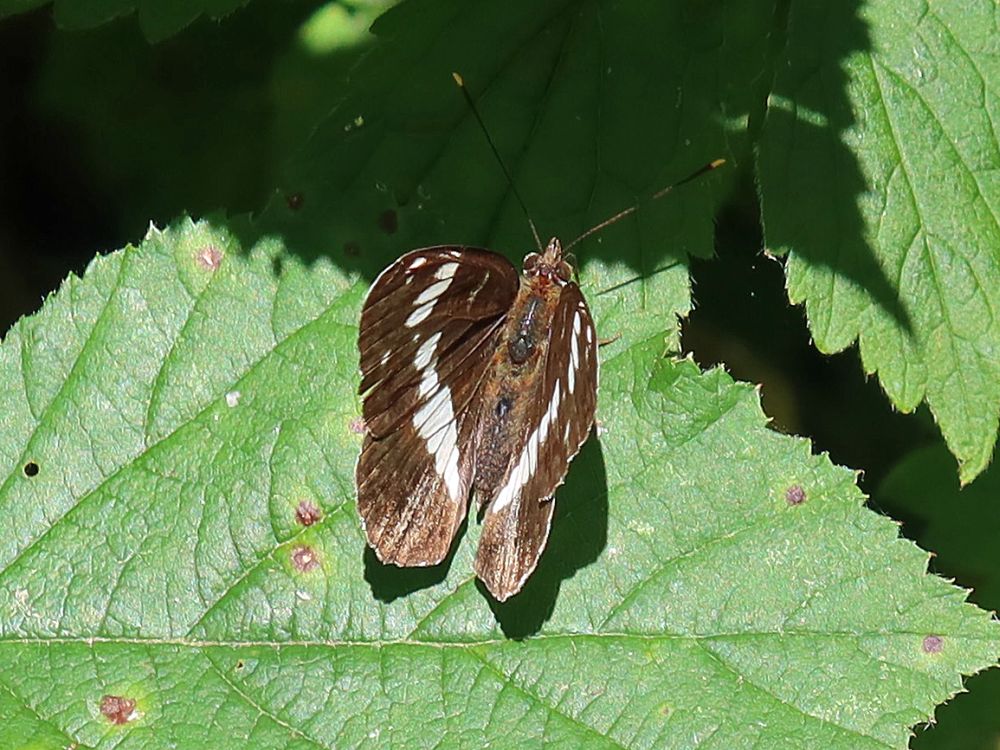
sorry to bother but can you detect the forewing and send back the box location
[357,247,519,566]
[475,283,599,600]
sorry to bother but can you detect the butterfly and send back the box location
[355,237,599,601]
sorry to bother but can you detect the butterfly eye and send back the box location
[523,253,540,271]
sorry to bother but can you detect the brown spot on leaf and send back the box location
[377,208,398,235]
[292,544,319,572]
[100,694,137,725]
[23,461,39,477]
[285,192,305,211]
[349,416,367,435]
[196,245,223,270]
[785,484,806,505]
[295,500,322,527]
[923,634,944,653]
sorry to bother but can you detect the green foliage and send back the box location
[0,0,249,41]
[0,220,995,749]
[758,0,1000,484]
[1,0,998,747]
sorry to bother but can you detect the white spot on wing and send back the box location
[406,300,435,327]
[491,379,564,514]
[414,332,441,370]
[408,256,428,270]
[415,278,452,306]
[412,358,462,499]
[435,262,459,280]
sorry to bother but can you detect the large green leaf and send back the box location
[758,0,1000,483]
[0,219,996,748]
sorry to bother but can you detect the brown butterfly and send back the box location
[356,237,598,601]
[355,73,722,601]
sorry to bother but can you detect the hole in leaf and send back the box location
[23,461,39,477]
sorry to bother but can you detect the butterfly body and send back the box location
[357,238,598,600]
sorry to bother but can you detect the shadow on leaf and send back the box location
[759,0,912,335]
[363,516,466,602]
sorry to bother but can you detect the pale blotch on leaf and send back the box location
[295,500,322,527]
[195,245,223,271]
[292,545,319,573]
[923,635,944,654]
[225,390,241,408]
[785,484,806,505]
[100,694,137,725]
[349,416,366,435]
[23,461,39,478]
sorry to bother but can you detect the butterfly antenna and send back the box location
[564,158,726,253]
[453,72,543,252]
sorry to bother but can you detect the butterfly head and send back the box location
[523,237,572,284]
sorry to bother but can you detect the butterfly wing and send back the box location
[357,247,519,566]
[474,282,599,600]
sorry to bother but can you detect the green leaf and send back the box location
[757,0,1000,483]
[0,0,249,41]
[0,219,996,748]
[879,444,1000,749]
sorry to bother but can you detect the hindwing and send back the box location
[474,282,599,600]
